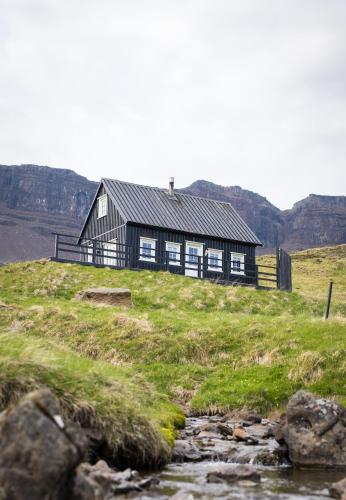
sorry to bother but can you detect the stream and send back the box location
[131,415,346,499]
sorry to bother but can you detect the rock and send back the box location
[137,476,160,489]
[330,477,346,498]
[233,426,259,444]
[277,390,346,467]
[193,422,233,438]
[76,288,132,307]
[242,412,262,424]
[207,464,261,483]
[253,448,286,466]
[247,423,274,439]
[171,440,202,462]
[71,460,156,498]
[0,389,88,500]
[69,471,103,500]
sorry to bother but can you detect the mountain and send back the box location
[181,180,346,252]
[0,165,97,262]
[0,165,345,262]
[282,194,346,249]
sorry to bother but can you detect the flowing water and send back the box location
[134,416,346,499]
[147,462,346,499]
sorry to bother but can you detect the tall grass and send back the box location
[0,244,345,450]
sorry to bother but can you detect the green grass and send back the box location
[0,244,345,463]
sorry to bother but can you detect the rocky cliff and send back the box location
[282,194,346,249]
[0,165,97,262]
[0,165,345,262]
[0,164,97,218]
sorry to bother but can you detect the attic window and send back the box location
[97,194,107,218]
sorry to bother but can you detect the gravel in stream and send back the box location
[128,416,346,499]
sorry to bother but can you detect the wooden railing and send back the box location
[51,233,291,291]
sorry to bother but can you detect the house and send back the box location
[77,177,263,285]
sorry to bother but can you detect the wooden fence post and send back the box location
[276,248,280,290]
[54,234,59,259]
[325,280,333,320]
[92,240,97,264]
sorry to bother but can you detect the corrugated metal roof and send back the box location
[102,178,262,245]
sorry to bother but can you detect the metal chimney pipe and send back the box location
[168,177,174,196]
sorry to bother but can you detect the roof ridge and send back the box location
[102,177,163,191]
[102,177,243,210]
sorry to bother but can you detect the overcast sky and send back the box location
[1,0,345,209]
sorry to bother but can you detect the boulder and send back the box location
[76,288,132,307]
[276,390,346,467]
[329,477,346,499]
[206,464,261,483]
[0,389,88,500]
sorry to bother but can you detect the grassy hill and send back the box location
[0,244,345,467]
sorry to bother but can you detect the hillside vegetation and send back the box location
[0,244,345,465]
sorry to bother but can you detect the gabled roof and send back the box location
[99,178,262,245]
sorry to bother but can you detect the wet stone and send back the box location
[171,440,202,462]
[207,464,261,483]
[330,476,346,498]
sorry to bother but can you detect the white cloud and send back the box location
[0,0,345,208]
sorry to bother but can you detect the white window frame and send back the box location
[230,252,245,275]
[86,241,93,263]
[97,194,108,219]
[165,241,181,266]
[207,248,223,272]
[139,237,156,262]
[103,239,117,266]
[185,241,204,278]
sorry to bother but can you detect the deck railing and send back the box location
[51,233,291,290]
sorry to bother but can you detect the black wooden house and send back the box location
[72,177,263,284]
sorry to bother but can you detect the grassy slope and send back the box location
[0,245,345,460]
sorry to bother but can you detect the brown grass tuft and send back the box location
[288,351,324,383]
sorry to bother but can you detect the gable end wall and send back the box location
[80,185,126,245]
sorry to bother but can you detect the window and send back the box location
[166,242,181,265]
[139,237,156,262]
[97,194,107,218]
[103,240,117,266]
[207,249,223,272]
[188,246,199,264]
[230,252,245,275]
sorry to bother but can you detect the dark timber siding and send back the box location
[79,185,127,266]
[78,183,258,283]
[80,185,126,245]
[126,223,256,284]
